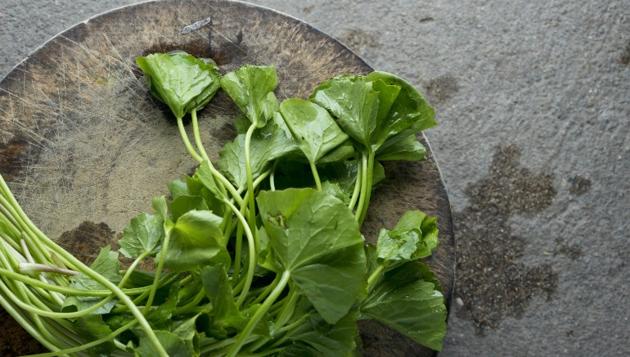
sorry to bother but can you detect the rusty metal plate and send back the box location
[0,1,454,355]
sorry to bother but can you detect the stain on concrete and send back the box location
[339,28,381,53]
[302,5,315,15]
[455,144,558,333]
[425,75,459,104]
[57,221,116,264]
[418,16,435,23]
[619,41,630,66]
[553,238,583,260]
[568,175,591,196]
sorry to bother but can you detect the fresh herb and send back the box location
[0,51,446,356]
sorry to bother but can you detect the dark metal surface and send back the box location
[0,1,454,355]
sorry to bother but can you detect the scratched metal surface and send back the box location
[0,0,454,355]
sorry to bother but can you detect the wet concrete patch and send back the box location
[568,175,591,196]
[454,144,558,333]
[619,41,630,66]
[302,5,315,15]
[425,75,459,104]
[553,238,583,260]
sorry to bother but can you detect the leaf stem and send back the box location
[18,263,78,276]
[19,239,65,307]
[274,288,298,328]
[176,117,203,162]
[244,124,259,250]
[270,161,278,191]
[190,110,211,163]
[348,159,362,210]
[174,288,206,314]
[251,273,280,305]
[0,292,61,352]
[358,150,376,224]
[237,169,271,196]
[192,110,242,201]
[354,152,369,221]
[223,199,256,307]
[0,268,150,296]
[0,251,150,320]
[145,228,171,311]
[25,320,138,357]
[227,270,290,357]
[309,160,322,191]
[367,264,385,292]
[233,223,244,281]
[0,184,166,355]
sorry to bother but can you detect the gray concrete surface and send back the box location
[1,0,629,355]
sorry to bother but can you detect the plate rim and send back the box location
[0,0,455,349]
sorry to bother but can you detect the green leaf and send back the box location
[257,188,367,324]
[152,196,169,221]
[373,161,386,186]
[319,161,358,194]
[164,210,228,271]
[166,175,225,219]
[136,51,221,119]
[201,265,245,332]
[220,65,278,127]
[321,181,351,205]
[74,315,116,354]
[218,115,297,188]
[124,269,156,288]
[317,140,355,164]
[376,210,439,264]
[361,263,446,351]
[146,281,181,328]
[135,330,196,357]
[317,159,383,197]
[165,171,226,220]
[171,315,200,341]
[405,260,443,294]
[257,227,280,273]
[62,293,115,315]
[168,179,189,200]
[194,161,223,199]
[376,132,426,161]
[277,311,358,357]
[65,246,121,314]
[71,246,120,290]
[279,98,348,163]
[311,76,379,147]
[171,315,203,355]
[119,213,164,258]
[366,71,436,148]
[372,78,401,124]
[170,195,208,221]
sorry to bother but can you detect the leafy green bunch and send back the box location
[0,51,446,356]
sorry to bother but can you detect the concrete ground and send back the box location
[1,0,629,356]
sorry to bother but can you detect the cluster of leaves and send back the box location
[0,51,446,357]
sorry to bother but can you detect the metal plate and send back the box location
[0,1,454,355]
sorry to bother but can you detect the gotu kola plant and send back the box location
[0,50,446,356]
